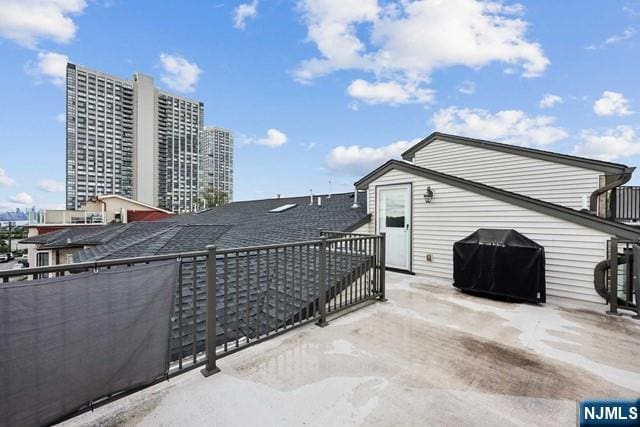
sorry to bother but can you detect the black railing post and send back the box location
[379,233,387,302]
[633,244,640,319]
[202,245,221,377]
[316,237,328,327]
[607,239,619,316]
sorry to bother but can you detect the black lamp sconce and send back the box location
[424,186,434,204]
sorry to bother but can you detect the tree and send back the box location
[199,186,229,209]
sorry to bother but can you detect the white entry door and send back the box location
[377,185,411,270]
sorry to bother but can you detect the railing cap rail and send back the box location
[1,233,383,279]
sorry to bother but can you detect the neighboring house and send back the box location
[355,132,640,304]
[21,192,367,267]
[22,194,174,268]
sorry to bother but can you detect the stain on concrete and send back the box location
[67,390,168,427]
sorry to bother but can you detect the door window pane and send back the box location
[384,189,405,228]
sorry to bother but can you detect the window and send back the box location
[36,252,49,267]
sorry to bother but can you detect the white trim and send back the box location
[377,184,412,270]
[95,194,173,214]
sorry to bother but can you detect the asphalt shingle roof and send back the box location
[68,192,368,262]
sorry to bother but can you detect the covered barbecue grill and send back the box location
[453,229,546,303]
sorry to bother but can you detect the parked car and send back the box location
[16,255,29,267]
[0,252,14,263]
[11,263,24,270]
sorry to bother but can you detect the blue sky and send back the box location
[0,0,639,209]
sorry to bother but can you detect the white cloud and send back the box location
[605,27,636,44]
[457,80,476,95]
[55,112,66,122]
[623,4,640,17]
[38,179,65,192]
[326,139,418,174]
[593,91,632,117]
[159,53,202,93]
[301,142,317,150]
[8,192,34,205]
[347,79,434,105]
[432,106,568,147]
[0,168,16,187]
[586,27,636,49]
[573,126,640,161]
[538,93,563,109]
[0,0,86,48]
[242,128,288,148]
[234,0,259,30]
[295,0,548,105]
[26,51,68,85]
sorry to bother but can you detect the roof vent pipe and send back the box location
[309,189,313,206]
[328,180,332,199]
[318,197,322,207]
[351,187,360,209]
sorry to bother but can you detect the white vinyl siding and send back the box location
[352,223,373,234]
[412,139,604,210]
[366,169,612,304]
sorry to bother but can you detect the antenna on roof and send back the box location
[328,180,332,199]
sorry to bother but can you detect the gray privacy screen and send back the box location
[0,260,179,427]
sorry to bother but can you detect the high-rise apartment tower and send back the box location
[200,127,234,202]
[65,63,204,213]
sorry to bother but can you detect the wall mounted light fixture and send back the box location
[424,186,434,204]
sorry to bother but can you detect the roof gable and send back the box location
[356,160,640,240]
[401,132,633,175]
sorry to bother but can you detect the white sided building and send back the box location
[354,133,639,304]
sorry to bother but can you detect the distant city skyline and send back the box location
[0,1,639,210]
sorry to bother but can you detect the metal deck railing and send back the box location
[1,231,386,412]
[615,186,640,223]
[601,238,639,317]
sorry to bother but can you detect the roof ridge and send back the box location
[228,192,353,204]
[91,225,177,260]
[152,226,186,255]
[357,159,640,240]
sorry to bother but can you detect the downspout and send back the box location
[589,167,635,219]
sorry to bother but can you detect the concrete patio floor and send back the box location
[62,271,640,426]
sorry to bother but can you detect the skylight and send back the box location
[268,203,297,213]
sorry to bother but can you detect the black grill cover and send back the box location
[453,229,545,303]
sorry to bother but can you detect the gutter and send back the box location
[589,167,636,219]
